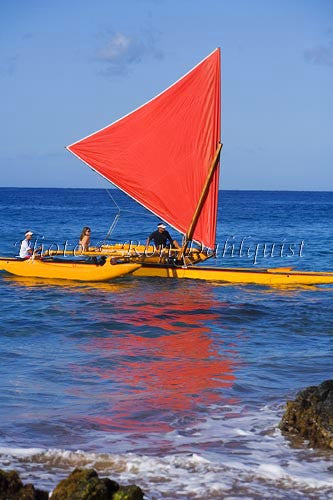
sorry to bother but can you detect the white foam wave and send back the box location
[1,404,333,498]
[0,443,332,499]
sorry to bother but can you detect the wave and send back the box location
[1,413,333,500]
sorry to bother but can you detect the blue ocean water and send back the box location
[0,188,332,499]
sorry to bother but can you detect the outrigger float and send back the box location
[64,48,333,286]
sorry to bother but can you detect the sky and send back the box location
[1,0,332,190]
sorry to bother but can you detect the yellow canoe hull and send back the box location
[0,257,141,282]
[132,264,333,285]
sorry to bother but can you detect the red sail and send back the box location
[67,49,221,249]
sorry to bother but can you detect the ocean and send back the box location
[0,188,332,499]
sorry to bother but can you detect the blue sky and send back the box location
[1,0,332,190]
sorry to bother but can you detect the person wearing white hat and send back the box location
[146,223,179,249]
[19,231,34,259]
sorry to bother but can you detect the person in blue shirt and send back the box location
[146,223,180,249]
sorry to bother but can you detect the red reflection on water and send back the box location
[75,289,238,432]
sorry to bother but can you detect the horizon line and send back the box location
[1,186,333,193]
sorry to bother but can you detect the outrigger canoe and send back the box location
[0,256,140,282]
[65,48,333,287]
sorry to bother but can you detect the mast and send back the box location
[184,143,222,246]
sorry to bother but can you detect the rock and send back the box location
[0,467,145,500]
[51,468,119,500]
[112,485,144,500]
[0,469,48,499]
[279,379,333,449]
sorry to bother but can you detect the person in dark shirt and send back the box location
[146,223,180,249]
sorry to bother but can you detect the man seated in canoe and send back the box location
[19,230,40,259]
[146,223,180,251]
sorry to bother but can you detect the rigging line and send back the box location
[105,189,156,217]
[105,189,121,211]
[103,189,154,244]
[122,209,157,217]
[102,214,120,244]
[103,189,121,244]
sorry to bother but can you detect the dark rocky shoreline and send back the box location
[279,379,333,449]
[0,468,144,499]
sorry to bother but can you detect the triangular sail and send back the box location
[67,48,221,249]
